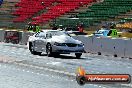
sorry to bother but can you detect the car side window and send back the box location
[35,32,40,37]
[46,32,52,39]
[35,32,46,39]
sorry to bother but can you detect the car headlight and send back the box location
[54,42,66,46]
[78,43,84,47]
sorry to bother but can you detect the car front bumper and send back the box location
[52,45,85,54]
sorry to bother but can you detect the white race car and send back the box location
[28,30,84,58]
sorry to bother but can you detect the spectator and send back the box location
[27,22,33,32]
[107,25,118,37]
[78,24,84,33]
[35,24,41,32]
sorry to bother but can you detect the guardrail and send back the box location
[0,29,132,58]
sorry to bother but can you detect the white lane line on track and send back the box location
[98,85,102,88]
[5,62,76,82]
[102,87,106,88]
[40,74,44,76]
[11,52,15,53]
[36,73,40,75]
[26,70,30,72]
[93,85,98,87]
[1,63,75,82]
[13,62,76,77]
[0,64,50,78]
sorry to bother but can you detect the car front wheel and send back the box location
[46,43,53,57]
[75,53,82,58]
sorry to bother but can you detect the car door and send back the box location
[34,32,47,52]
[45,31,53,41]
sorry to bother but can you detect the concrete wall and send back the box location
[125,39,132,58]
[0,29,5,42]
[73,36,132,58]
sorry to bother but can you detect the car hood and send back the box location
[51,35,82,44]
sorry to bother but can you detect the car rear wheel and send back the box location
[75,53,82,58]
[46,43,53,57]
[29,43,41,55]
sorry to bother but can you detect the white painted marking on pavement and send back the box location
[93,85,98,87]
[26,70,30,72]
[99,86,102,88]
[37,73,40,75]
[47,62,61,66]
[12,61,76,79]
[40,74,44,76]
[102,87,106,88]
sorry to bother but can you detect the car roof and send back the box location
[41,30,60,32]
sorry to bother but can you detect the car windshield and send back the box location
[65,27,77,31]
[48,31,69,36]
